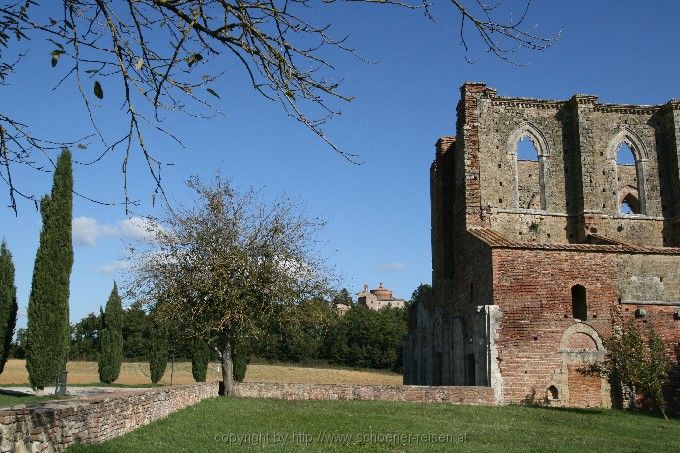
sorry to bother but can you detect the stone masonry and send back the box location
[0,382,493,451]
[0,383,218,452]
[403,83,680,408]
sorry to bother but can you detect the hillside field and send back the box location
[0,360,402,386]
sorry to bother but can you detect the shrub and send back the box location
[602,321,671,418]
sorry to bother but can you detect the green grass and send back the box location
[0,393,68,408]
[67,398,680,452]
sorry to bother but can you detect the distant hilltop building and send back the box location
[357,283,406,310]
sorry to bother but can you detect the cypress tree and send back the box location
[0,241,18,374]
[148,319,168,384]
[98,283,124,384]
[191,337,210,382]
[232,339,249,383]
[26,149,73,390]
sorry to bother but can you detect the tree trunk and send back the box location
[220,337,234,396]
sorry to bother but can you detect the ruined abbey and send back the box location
[403,83,680,408]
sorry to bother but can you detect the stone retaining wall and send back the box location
[0,382,218,452]
[0,382,496,451]
[234,382,496,405]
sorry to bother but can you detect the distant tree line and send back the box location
[255,298,407,371]
[10,288,410,373]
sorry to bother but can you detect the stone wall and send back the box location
[0,382,218,452]
[234,382,496,405]
[0,382,498,452]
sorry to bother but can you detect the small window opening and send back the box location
[546,385,559,401]
[571,285,587,321]
[517,137,539,161]
[620,193,641,215]
[616,143,636,166]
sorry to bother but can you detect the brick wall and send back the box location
[0,382,218,452]
[492,247,680,407]
[234,383,495,405]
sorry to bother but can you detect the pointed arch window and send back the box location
[609,130,648,216]
[508,124,549,211]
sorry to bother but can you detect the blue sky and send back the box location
[2,1,680,327]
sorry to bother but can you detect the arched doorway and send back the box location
[547,324,610,408]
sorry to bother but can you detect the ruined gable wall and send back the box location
[477,96,570,243]
[470,86,680,247]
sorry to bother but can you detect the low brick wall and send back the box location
[0,382,218,452]
[234,382,496,405]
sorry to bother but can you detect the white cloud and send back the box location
[73,216,118,246]
[118,216,165,242]
[73,216,165,247]
[95,260,131,274]
[375,262,407,272]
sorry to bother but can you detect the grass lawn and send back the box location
[67,398,680,452]
[0,393,67,408]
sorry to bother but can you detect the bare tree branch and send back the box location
[0,0,557,213]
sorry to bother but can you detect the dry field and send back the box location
[0,360,402,386]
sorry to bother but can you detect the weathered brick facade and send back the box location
[403,83,680,408]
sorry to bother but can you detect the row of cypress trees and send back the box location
[4,149,229,386]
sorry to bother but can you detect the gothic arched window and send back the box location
[509,123,549,211]
[608,129,649,216]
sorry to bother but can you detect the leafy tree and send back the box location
[279,298,339,362]
[0,1,555,212]
[410,283,432,307]
[98,283,124,384]
[148,318,169,384]
[122,301,150,361]
[26,149,73,391]
[602,322,672,419]
[191,337,210,383]
[132,176,331,395]
[0,241,18,373]
[10,328,26,359]
[326,305,407,371]
[332,288,354,307]
[70,313,101,361]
